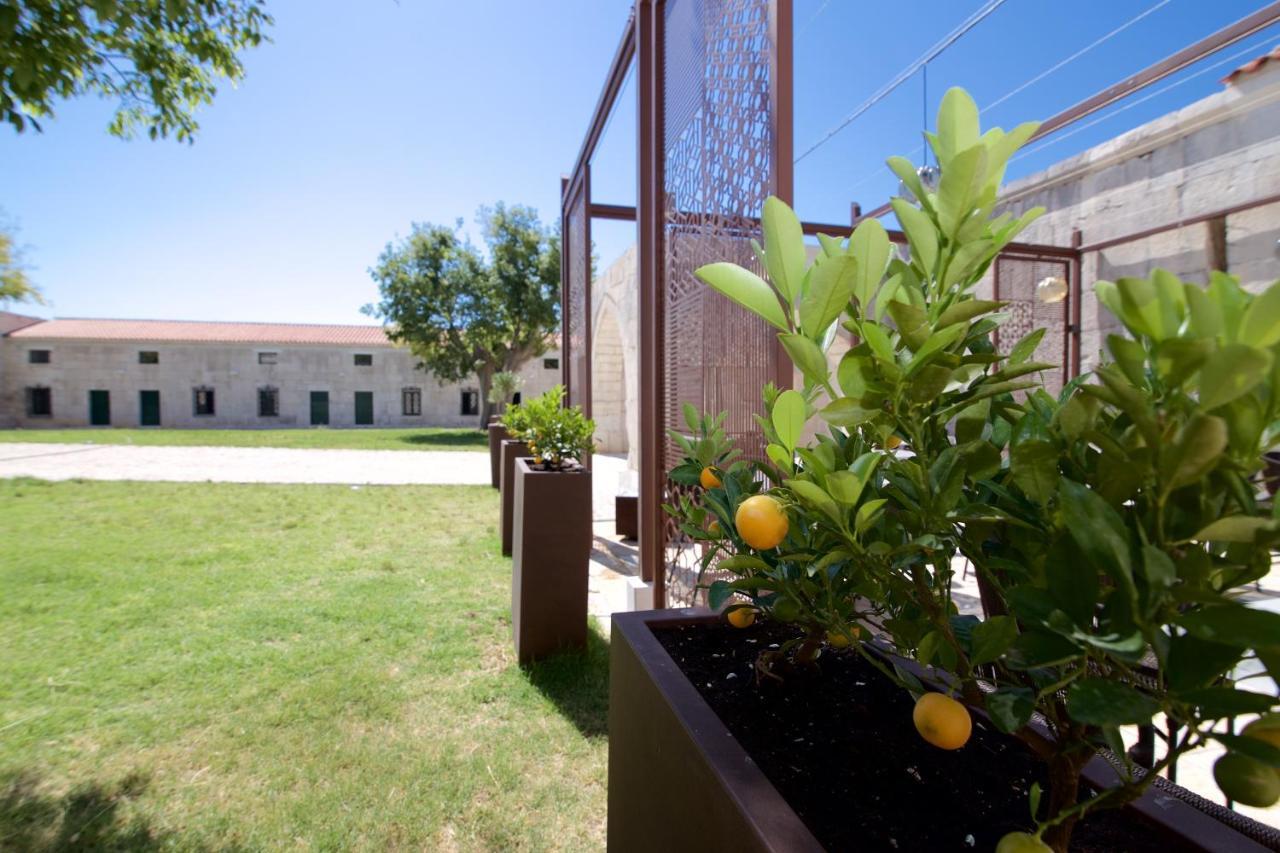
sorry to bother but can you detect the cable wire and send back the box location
[794,0,1009,164]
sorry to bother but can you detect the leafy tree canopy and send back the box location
[0,218,41,304]
[364,203,560,425]
[1,0,272,140]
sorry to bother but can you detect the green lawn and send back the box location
[0,479,607,850]
[0,427,488,452]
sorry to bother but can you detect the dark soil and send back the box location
[655,620,1195,853]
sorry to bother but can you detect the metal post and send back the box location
[769,0,795,392]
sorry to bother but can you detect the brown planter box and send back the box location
[608,609,1273,853]
[511,458,592,664]
[499,440,532,556]
[488,422,510,489]
[615,495,638,541]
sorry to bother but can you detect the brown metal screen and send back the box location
[563,170,591,412]
[992,254,1075,398]
[660,0,782,607]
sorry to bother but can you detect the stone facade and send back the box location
[591,246,639,466]
[0,319,561,429]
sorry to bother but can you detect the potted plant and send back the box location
[610,88,1279,852]
[506,385,596,663]
[488,370,525,489]
[497,399,532,555]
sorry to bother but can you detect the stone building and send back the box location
[0,316,561,429]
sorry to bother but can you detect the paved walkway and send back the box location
[0,442,490,485]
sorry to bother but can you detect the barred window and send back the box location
[543,357,559,370]
[402,387,422,416]
[139,351,159,364]
[354,353,373,366]
[25,387,51,416]
[258,351,278,365]
[28,350,50,364]
[460,389,479,416]
[193,387,216,416]
[258,387,279,417]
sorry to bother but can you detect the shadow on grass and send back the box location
[397,431,488,450]
[522,625,610,738]
[0,770,185,851]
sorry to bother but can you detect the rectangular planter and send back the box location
[511,458,591,664]
[607,609,1273,853]
[488,422,510,489]
[615,495,638,541]
[498,439,531,556]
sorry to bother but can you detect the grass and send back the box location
[0,427,488,452]
[0,479,608,850]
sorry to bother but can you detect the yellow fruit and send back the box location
[726,608,756,629]
[912,692,972,750]
[707,519,722,537]
[1214,752,1280,808]
[1243,715,1280,750]
[885,434,903,450]
[826,625,862,648]
[734,495,789,550]
[700,466,722,489]
[995,832,1052,853]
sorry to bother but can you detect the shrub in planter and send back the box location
[489,383,528,489]
[488,370,523,419]
[504,386,597,663]
[669,87,1280,851]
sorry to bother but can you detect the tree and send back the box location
[365,204,560,426]
[0,219,41,304]
[1,0,272,141]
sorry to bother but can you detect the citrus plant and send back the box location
[504,385,594,470]
[672,87,1280,851]
[487,370,523,415]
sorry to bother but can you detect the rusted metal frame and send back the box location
[582,167,594,424]
[770,0,796,392]
[560,167,591,412]
[854,3,1280,225]
[559,175,571,395]
[1077,191,1280,254]
[637,0,664,597]
[588,202,637,221]
[569,8,638,190]
[803,219,1079,261]
[1070,229,1083,378]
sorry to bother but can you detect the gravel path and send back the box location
[0,442,490,485]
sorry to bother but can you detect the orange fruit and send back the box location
[706,519,722,537]
[912,692,972,750]
[726,608,756,628]
[826,625,862,648]
[734,495,789,550]
[700,466,722,489]
[995,832,1052,853]
[1214,752,1280,807]
[1243,715,1280,750]
[885,434,903,449]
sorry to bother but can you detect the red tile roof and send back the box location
[0,311,45,335]
[7,317,395,347]
[1222,45,1280,85]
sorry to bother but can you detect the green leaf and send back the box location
[708,580,734,610]
[1059,479,1136,607]
[971,615,1018,666]
[937,299,1004,329]
[890,199,938,276]
[819,397,876,429]
[1240,279,1280,348]
[762,196,806,305]
[906,324,966,375]
[855,498,887,534]
[1069,678,1160,726]
[1164,414,1228,492]
[986,687,1034,734]
[1198,343,1272,411]
[859,322,897,365]
[1107,334,1147,386]
[717,554,772,573]
[800,254,857,338]
[1010,440,1059,505]
[887,300,930,352]
[1008,327,1045,364]
[785,478,842,523]
[1193,516,1279,543]
[887,156,928,210]
[1214,733,1280,769]
[1008,630,1082,669]
[779,333,829,387]
[1179,606,1280,650]
[816,232,845,258]
[1184,282,1223,339]
[771,389,806,452]
[936,144,988,237]
[1177,687,1276,718]
[765,443,793,473]
[849,217,891,309]
[695,262,789,332]
[935,87,980,164]
[907,365,952,404]
[1167,633,1243,691]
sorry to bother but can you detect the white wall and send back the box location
[0,338,561,429]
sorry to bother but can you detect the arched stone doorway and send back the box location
[591,301,628,455]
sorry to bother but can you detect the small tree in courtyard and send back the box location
[364,203,560,426]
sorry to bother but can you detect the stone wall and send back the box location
[0,337,561,429]
[591,246,639,468]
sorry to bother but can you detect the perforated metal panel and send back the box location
[660,0,782,607]
[992,254,1073,398]
[563,170,591,413]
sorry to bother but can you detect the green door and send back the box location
[139,390,161,426]
[89,390,111,426]
[310,391,329,426]
[354,391,373,426]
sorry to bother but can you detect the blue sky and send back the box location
[2,0,1277,325]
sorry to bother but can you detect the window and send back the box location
[402,387,422,416]
[354,353,373,366]
[28,350,50,364]
[25,387,51,417]
[258,386,279,417]
[512,392,521,405]
[139,351,159,364]
[543,357,559,370]
[193,387,216,416]
[258,351,278,365]
[460,389,480,416]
